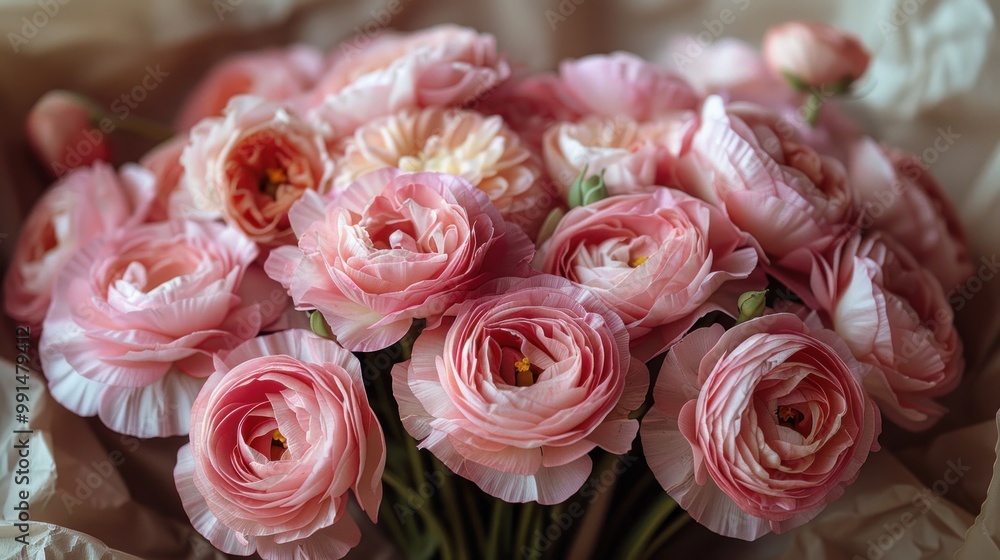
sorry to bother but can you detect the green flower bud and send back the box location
[736,290,768,324]
[309,310,333,339]
[569,165,608,209]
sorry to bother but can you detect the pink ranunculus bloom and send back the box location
[558,52,700,120]
[477,73,583,152]
[139,135,190,222]
[25,90,111,177]
[762,21,870,88]
[534,188,763,361]
[674,96,858,261]
[307,25,510,136]
[266,169,535,352]
[39,219,287,437]
[543,114,690,200]
[392,275,648,504]
[175,329,385,560]
[641,313,881,540]
[181,96,335,244]
[176,45,325,130]
[848,138,973,293]
[808,234,962,431]
[3,162,155,327]
[332,107,560,240]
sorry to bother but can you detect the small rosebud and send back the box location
[736,290,768,323]
[309,310,333,339]
[763,22,870,90]
[569,166,608,209]
[25,90,111,177]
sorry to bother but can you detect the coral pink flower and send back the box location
[266,169,534,352]
[175,329,384,560]
[333,107,559,240]
[848,138,973,292]
[674,96,857,261]
[181,96,335,244]
[139,135,190,222]
[39,219,286,437]
[25,90,111,177]
[3,162,154,326]
[308,25,510,135]
[176,45,325,130]
[393,275,648,504]
[808,234,962,430]
[763,22,870,88]
[534,188,763,360]
[558,52,700,120]
[642,313,880,540]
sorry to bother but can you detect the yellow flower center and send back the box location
[514,356,534,387]
[776,405,804,428]
[260,167,288,198]
[269,429,289,461]
[629,256,648,268]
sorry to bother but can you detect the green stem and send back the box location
[378,497,409,554]
[803,90,824,126]
[641,512,691,560]
[514,502,537,559]
[618,493,678,560]
[462,482,487,545]
[382,470,454,560]
[435,459,470,560]
[484,498,505,560]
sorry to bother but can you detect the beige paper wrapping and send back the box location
[0,0,998,558]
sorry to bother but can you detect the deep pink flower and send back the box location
[175,329,384,559]
[266,169,534,352]
[393,275,648,504]
[642,313,880,540]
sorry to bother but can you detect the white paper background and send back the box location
[0,0,998,558]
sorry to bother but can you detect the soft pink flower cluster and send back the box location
[6,20,972,556]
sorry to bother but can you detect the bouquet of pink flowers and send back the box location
[6,19,972,559]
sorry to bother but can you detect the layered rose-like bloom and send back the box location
[849,138,972,292]
[308,25,510,135]
[762,22,870,88]
[266,169,534,352]
[393,275,648,504]
[139,135,191,222]
[174,329,385,560]
[675,96,857,262]
[808,234,962,430]
[558,52,699,120]
[543,114,690,199]
[333,107,559,239]
[3,162,154,326]
[39,219,286,437]
[534,188,762,360]
[641,313,880,540]
[25,90,111,176]
[181,96,335,244]
[176,45,325,130]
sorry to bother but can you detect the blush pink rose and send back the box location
[808,234,962,431]
[39,219,287,437]
[849,138,973,292]
[558,52,700,120]
[392,275,648,504]
[763,22,870,88]
[181,96,335,244]
[543,114,691,199]
[25,90,111,177]
[534,188,763,361]
[641,313,880,540]
[675,96,858,261]
[3,162,154,327]
[176,45,325,130]
[174,329,384,560]
[265,169,535,352]
[332,107,560,240]
[308,25,510,135]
